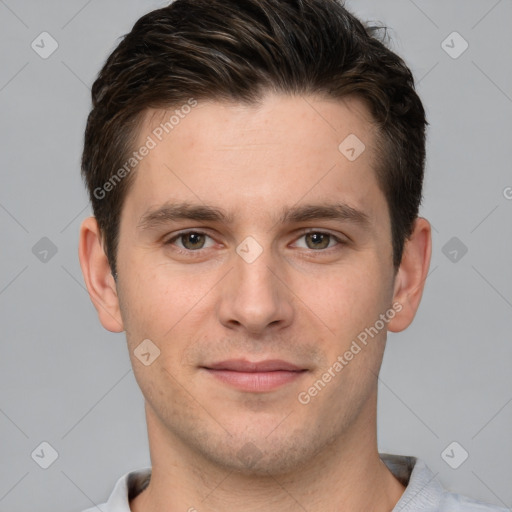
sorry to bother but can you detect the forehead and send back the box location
[124,93,385,226]
[142,93,376,156]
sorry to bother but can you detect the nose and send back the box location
[216,241,294,335]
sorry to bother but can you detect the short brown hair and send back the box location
[81,0,427,276]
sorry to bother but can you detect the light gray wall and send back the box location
[0,1,510,510]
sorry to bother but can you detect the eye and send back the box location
[293,231,343,250]
[165,231,215,251]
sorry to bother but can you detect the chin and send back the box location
[196,427,321,477]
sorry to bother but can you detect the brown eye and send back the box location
[165,231,214,251]
[304,232,332,250]
[179,232,206,250]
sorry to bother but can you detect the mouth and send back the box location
[201,359,308,392]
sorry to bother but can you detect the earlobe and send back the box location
[78,216,124,333]
[387,217,432,333]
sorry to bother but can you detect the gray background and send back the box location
[0,0,511,510]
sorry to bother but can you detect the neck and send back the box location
[130,395,405,512]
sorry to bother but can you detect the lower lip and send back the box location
[205,369,306,392]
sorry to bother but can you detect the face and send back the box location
[114,93,399,475]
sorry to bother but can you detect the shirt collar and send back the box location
[381,454,443,511]
[104,455,442,511]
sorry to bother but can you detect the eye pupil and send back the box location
[306,233,330,250]
[183,233,205,250]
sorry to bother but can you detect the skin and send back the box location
[79,93,431,511]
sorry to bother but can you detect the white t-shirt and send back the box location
[82,454,507,512]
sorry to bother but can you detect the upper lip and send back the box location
[204,359,305,372]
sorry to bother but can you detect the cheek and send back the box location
[118,264,220,374]
[120,263,191,327]
[299,261,391,339]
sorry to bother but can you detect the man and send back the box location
[78,0,506,510]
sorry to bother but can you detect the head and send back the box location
[79,0,431,477]
[82,0,427,277]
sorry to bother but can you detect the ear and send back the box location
[387,217,432,332]
[78,216,124,333]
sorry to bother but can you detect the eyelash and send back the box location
[163,229,346,256]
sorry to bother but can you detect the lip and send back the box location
[205,359,304,372]
[202,359,307,392]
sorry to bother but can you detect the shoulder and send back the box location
[439,491,509,511]
[380,454,507,512]
[80,467,152,512]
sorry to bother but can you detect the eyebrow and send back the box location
[137,201,371,231]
